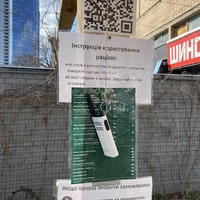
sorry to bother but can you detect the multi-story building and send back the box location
[0,0,40,66]
[136,1,200,65]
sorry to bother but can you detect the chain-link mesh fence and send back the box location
[1,75,200,199]
[138,76,200,199]
[0,83,70,200]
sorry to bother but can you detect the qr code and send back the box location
[83,0,136,35]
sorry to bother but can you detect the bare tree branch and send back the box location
[14,0,60,68]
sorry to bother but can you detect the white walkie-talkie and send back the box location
[86,93,119,158]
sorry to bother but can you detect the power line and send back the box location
[0,9,58,35]
[144,0,200,7]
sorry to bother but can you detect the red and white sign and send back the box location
[167,27,200,70]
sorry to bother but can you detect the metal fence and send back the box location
[1,75,200,199]
[0,83,70,200]
[138,76,200,199]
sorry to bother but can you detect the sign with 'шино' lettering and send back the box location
[167,27,200,70]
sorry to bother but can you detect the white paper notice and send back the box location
[56,177,153,200]
[58,32,153,104]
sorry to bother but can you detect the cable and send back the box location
[138,2,200,38]
[138,0,200,19]
[105,1,113,108]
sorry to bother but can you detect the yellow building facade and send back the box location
[136,1,200,41]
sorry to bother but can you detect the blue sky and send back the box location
[39,0,77,36]
[39,0,58,38]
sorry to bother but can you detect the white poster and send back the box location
[56,177,153,200]
[59,32,153,104]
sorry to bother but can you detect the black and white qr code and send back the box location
[83,0,136,35]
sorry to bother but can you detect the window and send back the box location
[173,13,200,37]
[188,14,200,30]
[176,23,187,36]
[154,31,168,47]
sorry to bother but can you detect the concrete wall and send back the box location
[0,66,55,86]
[1,67,200,199]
